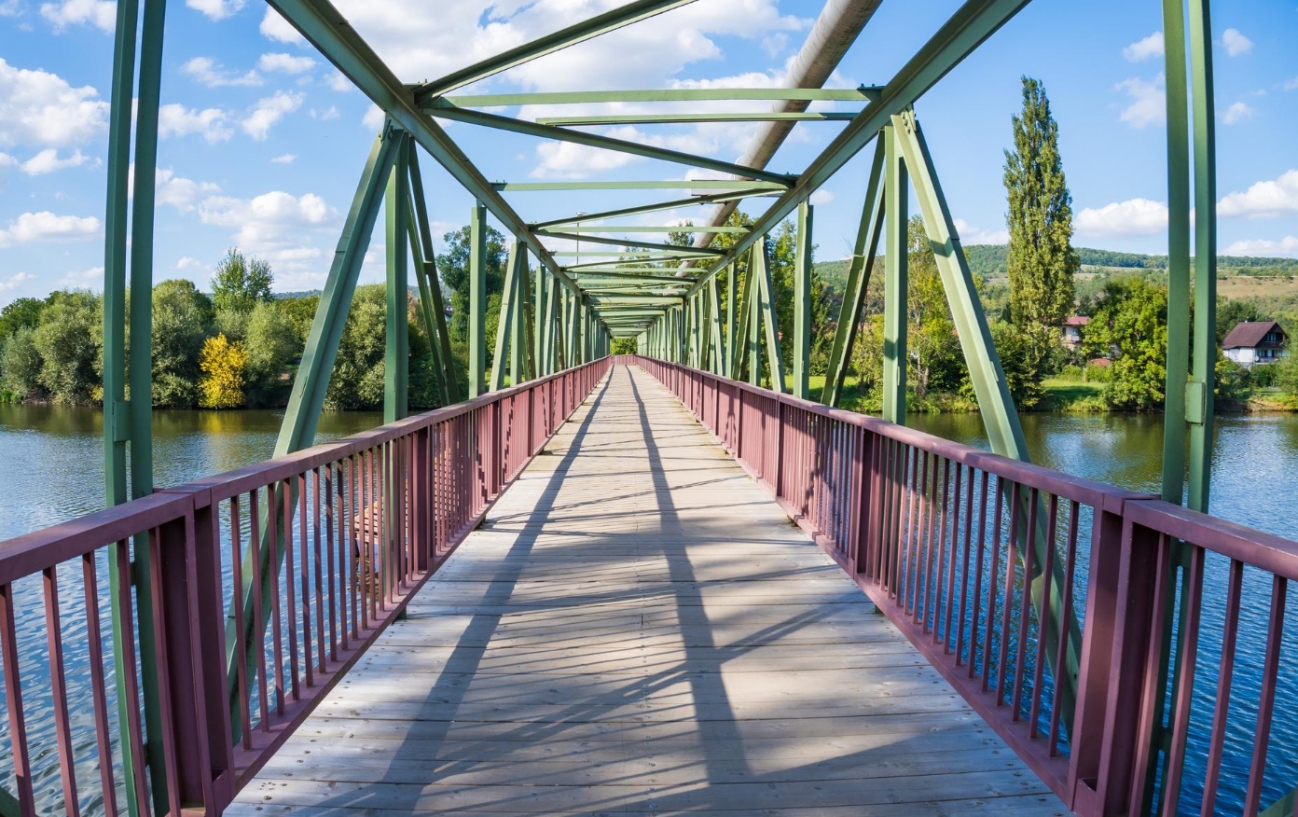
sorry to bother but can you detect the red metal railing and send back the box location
[0,357,610,817]
[634,356,1298,817]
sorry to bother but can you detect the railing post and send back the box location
[413,426,432,572]
[153,490,235,813]
[775,399,786,501]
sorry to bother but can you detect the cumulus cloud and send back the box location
[1222,101,1254,125]
[1218,170,1298,219]
[0,59,110,148]
[0,211,101,247]
[531,140,642,179]
[270,153,295,164]
[154,168,221,212]
[1124,32,1164,62]
[176,256,204,271]
[953,218,1009,244]
[20,148,88,175]
[258,52,316,74]
[1076,198,1169,237]
[1225,236,1298,257]
[40,0,114,32]
[186,0,245,20]
[1222,28,1252,57]
[159,103,233,142]
[260,8,304,44]
[809,190,834,206]
[0,272,33,293]
[242,91,302,140]
[1117,74,1164,128]
[198,190,335,279]
[182,56,262,88]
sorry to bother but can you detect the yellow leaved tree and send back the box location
[199,332,248,409]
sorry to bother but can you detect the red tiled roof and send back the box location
[1064,316,1090,327]
[1221,321,1286,350]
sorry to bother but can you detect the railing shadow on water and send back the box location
[0,358,612,817]
[634,355,1298,817]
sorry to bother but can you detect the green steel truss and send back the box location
[90,0,1221,812]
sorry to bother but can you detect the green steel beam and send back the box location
[469,202,487,397]
[532,191,766,230]
[437,86,882,107]
[731,250,755,379]
[265,0,581,295]
[824,139,886,408]
[725,262,736,378]
[537,230,726,255]
[686,0,1033,298]
[533,260,545,378]
[385,128,410,422]
[707,277,724,375]
[568,270,697,281]
[754,235,784,394]
[554,251,714,260]
[538,112,858,126]
[747,266,760,385]
[1186,0,1216,515]
[489,241,521,391]
[548,225,748,233]
[428,106,795,186]
[414,0,697,100]
[493,180,786,192]
[792,202,813,399]
[407,145,459,403]
[881,123,907,424]
[587,294,683,305]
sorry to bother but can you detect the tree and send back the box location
[243,301,299,406]
[32,290,101,404]
[326,285,387,410]
[0,298,46,340]
[199,333,248,409]
[1276,348,1298,398]
[152,279,213,407]
[1004,76,1078,328]
[1215,298,1263,344]
[436,224,506,346]
[211,248,274,316]
[1,327,43,398]
[1082,277,1168,410]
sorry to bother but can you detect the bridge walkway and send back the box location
[229,365,1068,816]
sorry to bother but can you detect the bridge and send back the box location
[2,0,1295,815]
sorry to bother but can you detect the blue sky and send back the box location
[0,0,1295,306]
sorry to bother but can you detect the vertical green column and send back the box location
[725,263,736,377]
[385,129,409,423]
[534,263,546,374]
[793,201,813,399]
[1186,0,1216,513]
[489,242,521,392]
[882,123,908,424]
[468,202,487,398]
[753,235,785,394]
[747,268,761,387]
[511,253,526,384]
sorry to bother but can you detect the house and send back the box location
[1062,315,1089,349]
[1222,321,1288,367]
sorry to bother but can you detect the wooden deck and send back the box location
[230,365,1069,816]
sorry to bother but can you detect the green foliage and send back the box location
[0,298,46,340]
[277,294,320,345]
[198,333,248,409]
[1215,298,1265,344]
[326,285,387,410]
[1082,277,1168,410]
[31,290,101,404]
[152,279,213,407]
[211,248,274,315]
[1276,351,1298,398]
[1215,354,1252,402]
[611,337,637,355]
[1,327,43,399]
[436,224,506,345]
[244,301,299,406]
[1004,76,1078,328]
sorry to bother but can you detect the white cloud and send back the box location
[809,190,834,206]
[1117,74,1164,128]
[1218,169,1298,219]
[1285,76,1298,92]
[361,103,385,131]
[21,147,87,174]
[242,91,302,140]
[158,103,233,142]
[1222,28,1252,57]
[55,265,102,288]
[0,211,101,247]
[953,218,1009,244]
[258,52,316,74]
[326,71,352,92]
[1076,198,1169,237]
[186,0,244,20]
[270,153,295,164]
[1124,32,1164,62]
[531,141,641,179]
[154,168,221,212]
[309,105,339,120]
[1222,101,1254,125]
[182,56,262,88]
[0,59,109,148]
[198,190,335,282]
[260,8,303,44]
[0,272,33,292]
[0,1,22,17]
[176,256,204,271]
[1225,236,1298,257]
[39,0,114,32]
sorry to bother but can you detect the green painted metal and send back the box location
[538,112,858,126]
[406,144,459,404]
[568,270,697,281]
[385,128,410,423]
[415,0,698,99]
[537,230,726,256]
[405,203,447,406]
[469,201,487,398]
[792,202,813,399]
[1160,0,1191,506]
[707,278,724,375]
[747,262,761,386]
[493,180,786,192]
[753,235,785,394]
[549,225,749,233]
[881,123,907,424]
[532,191,765,230]
[823,138,885,408]
[685,0,1033,298]
[725,263,736,378]
[533,259,546,378]
[587,294,683,305]
[490,240,523,392]
[512,252,528,384]
[1186,0,1216,515]
[730,251,754,380]
[430,106,795,186]
[438,87,880,107]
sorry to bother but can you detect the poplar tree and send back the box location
[1004,76,1078,328]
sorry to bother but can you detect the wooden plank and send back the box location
[227,366,1069,817]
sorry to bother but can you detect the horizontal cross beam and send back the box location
[538,112,857,126]
[493,180,786,192]
[537,230,726,255]
[435,86,882,107]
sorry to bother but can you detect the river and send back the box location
[1,404,1295,814]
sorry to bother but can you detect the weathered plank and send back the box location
[227,366,1070,816]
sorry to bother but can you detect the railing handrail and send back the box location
[1124,498,1298,578]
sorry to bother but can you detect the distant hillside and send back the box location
[814,246,1298,293]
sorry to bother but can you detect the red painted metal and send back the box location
[0,357,609,816]
[633,356,1298,817]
